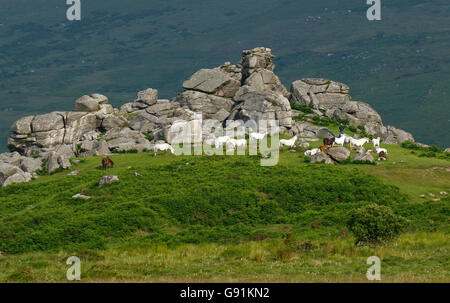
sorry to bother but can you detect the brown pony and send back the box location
[320,145,329,152]
[323,137,335,147]
[378,151,387,161]
[102,157,114,169]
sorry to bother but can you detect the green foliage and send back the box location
[143,132,154,142]
[0,155,408,254]
[347,204,409,246]
[290,103,314,114]
[402,141,449,160]
[112,149,138,154]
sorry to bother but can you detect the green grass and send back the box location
[0,143,448,282]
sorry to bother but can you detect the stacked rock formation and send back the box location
[290,78,414,143]
[1,47,416,187]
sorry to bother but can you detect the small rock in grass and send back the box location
[72,194,91,200]
[134,172,143,177]
[419,195,425,198]
[429,193,435,197]
[98,175,119,187]
[68,170,80,176]
[440,191,448,195]
[72,160,81,164]
[0,251,4,256]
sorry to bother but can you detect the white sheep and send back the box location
[280,135,298,148]
[372,137,381,147]
[304,148,321,156]
[350,137,370,148]
[154,143,175,156]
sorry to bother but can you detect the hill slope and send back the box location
[0,0,449,150]
[0,142,449,282]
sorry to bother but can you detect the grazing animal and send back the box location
[378,151,387,160]
[376,147,388,155]
[350,138,370,148]
[280,135,298,148]
[214,136,230,148]
[334,136,346,146]
[154,143,175,156]
[323,137,335,147]
[320,145,329,152]
[227,139,247,151]
[102,157,114,169]
[372,137,381,147]
[249,131,267,141]
[304,148,321,156]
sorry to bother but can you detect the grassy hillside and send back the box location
[0,0,449,151]
[0,140,448,282]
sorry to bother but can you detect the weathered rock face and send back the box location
[239,69,289,99]
[241,47,275,82]
[445,148,450,153]
[290,78,414,143]
[229,90,292,128]
[291,78,350,109]
[383,126,415,144]
[183,68,240,98]
[73,94,108,112]
[0,162,32,187]
[173,91,234,122]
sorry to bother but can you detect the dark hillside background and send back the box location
[0,0,449,151]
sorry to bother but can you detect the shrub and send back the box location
[290,103,314,114]
[347,203,409,246]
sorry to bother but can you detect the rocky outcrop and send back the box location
[183,68,240,98]
[0,162,32,188]
[1,47,417,188]
[290,78,414,143]
[241,47,275,82]
[73,94,108,112]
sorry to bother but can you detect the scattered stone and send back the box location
[327,147,350,162]
[72,194,91,200]
[67,170,80,176]
[310,152,334,165]
[429,193,436,197]
[98,175,119,187]
[419,195,425,198]
[353,151,374,163]
[133,172,143,177]
[444,148,450,153]
[440,191,447,195]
